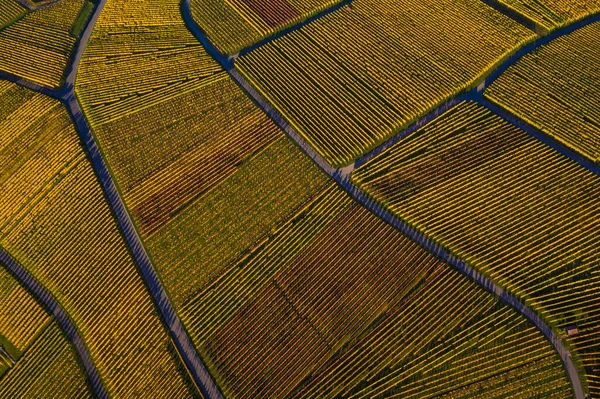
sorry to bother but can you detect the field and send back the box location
[0,323,92,398]
[2,0,597,396]
[0,266,51,379]
[486,21,600,164]
[0,82,195,398]
[190,0,345,55]
[77,0,331,311]
[235,0,535,167]
[177,185,572,398]
[352,101,600,395]
[0,0,25,29]
[0,0,87,88]
[495,0,600,31]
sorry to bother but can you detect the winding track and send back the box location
[1,0,598,397]
[183,2,600,398]
[0,247,109,399]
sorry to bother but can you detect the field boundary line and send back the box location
[66,95,224,399]
[478,0,547,34]
[348,11,600,174]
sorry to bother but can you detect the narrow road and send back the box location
[350,11,600,176]
[183,3,596,398]
[0,71,62,100]
[2,0,597,397]
[63,0,107,91]
[0,247,109,399]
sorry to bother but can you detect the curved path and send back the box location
[184,3,599,398]
[0,247,109,399]
[0,1,224,398]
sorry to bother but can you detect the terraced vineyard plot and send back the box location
[486,21,600,164]
[0,323,92,399]
[294,273,572,399]
[0,0,25,29]
[495,0,600,31]
[77,0,330,310]
[146,137,329,307]
[236,0,535,167]
[352,101,600,395]
[190,0,345,55]
[0,266,50,358]
[0,266,51,379]
[0,82,195,398]
[0,0,87,88]
[182,186,572,398]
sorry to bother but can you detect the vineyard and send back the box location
[486,20,600,164]
[0,323,92,398]
[0,0,25,29]
[0,266,51,378]
[77,0,331,312]
[0,0,598,395]
[176,185,572,398]
[495,0,600,32]
[0,0,87,88]
[352,101,600,396]
[235,0,535,167]
[190,0,345,55]
[0,82,195,398]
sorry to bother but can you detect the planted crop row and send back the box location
[0,323,92,399]
[0,266,50,358]
[77,0,330,312]
[496,0,600,32]
[76,0,279,240]
[0,0,25,29]
[295,270,572,399]
[0,0,85,88]
[352,100,600,395]
[146,137,330,308]
[179,184,350,350]
[177,184,570,398]
[0,83,195,398]
[190,0,345,55]
[486,21,600,164]
[236,0,535,167]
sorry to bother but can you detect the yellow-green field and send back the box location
[236,0,535,167]
[0,81,195,398]
[486,21,600,164]
[0,0,86,87]
[352,101,600,395]
[190,0,345,55]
